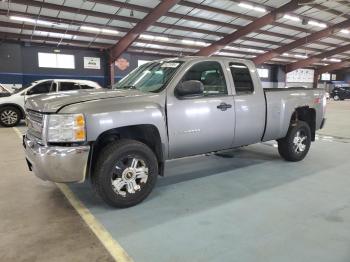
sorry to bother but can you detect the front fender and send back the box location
[59,97,168,157]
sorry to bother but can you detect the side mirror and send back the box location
[175,80,204,98]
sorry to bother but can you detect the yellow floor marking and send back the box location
[13,127,133,262]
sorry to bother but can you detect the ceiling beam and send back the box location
[92,0,336,46]
[109,0,181,60]
[179,0,350,46]
[253,19,350,65]
[0,5,341,55]
[316,61,350,75]
[286,43,350,72]
[195,0,307,56]
[0,31,110,49]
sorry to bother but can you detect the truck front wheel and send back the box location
[277,121,311,162]
[92,139,158,208]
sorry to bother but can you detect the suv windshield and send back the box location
[113,61,183,93]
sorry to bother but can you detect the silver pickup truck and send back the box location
[23,57,326,207]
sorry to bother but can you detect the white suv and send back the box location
[0,79,102,127]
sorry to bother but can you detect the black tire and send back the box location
[333,95,340,101]
[277,121,311,162]
[92,139,158,208]
[0,106,21,127]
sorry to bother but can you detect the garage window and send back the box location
[38,52,75,69]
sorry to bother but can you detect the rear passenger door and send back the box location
[227,62,266,146]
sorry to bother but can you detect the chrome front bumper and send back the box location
[23,134,90,183]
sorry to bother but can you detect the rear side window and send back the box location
[229,63,254,95]
[59,82,80,91]
[27,81,53,95]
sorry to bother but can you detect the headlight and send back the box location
[47,114,86,142]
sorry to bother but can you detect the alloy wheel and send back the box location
[293,131,307,154]
[0,110,18,125]
[111,156,149,197]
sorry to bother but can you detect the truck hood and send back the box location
[25,89,148,113]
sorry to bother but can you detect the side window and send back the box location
[27,81,52,95]
[59,82,80,91]
[182,61,227,96]
[80,84,95,90]
[229,63,254,95]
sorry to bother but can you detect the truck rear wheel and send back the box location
[277,121,311,162]
[92,139,158,208]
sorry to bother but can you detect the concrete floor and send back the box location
[0,126,113,261]
[2,100,350,262]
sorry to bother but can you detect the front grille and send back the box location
[26,110,44,139]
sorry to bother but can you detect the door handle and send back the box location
[217,103,232,111]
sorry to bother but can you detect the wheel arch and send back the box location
[0,103,25,119]
[89,124,165,179]
[289,106,316,141]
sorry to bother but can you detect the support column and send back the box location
[313,71,319,89]
[110,62,115,87]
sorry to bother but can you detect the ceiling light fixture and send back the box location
[80,26,101,32]
[340,29,350,34]
[101,28,119,35]
[283,14,300,22]
[238,3,266,12]
[308,20,327,28]
[182,39,195,45]
[10,16,36,23]
[294,54,308,58]
[329,58,341,62]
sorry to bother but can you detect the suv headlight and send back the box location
[47,114,86,142]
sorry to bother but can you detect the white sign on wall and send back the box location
[286,68,314,83]
[84,57,100,69]
[257,68,269,78]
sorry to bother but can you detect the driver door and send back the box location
[166,61,235,158]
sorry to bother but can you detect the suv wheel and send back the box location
[277,121,311,162]
[333,95,340,101]
[92,139,158,208]
[0,106,21,127]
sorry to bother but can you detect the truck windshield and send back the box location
[114,61,183,93]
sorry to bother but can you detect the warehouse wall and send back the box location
[0,41,108,87]
[0,41,298,89]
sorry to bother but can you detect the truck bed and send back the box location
[262,88,325,142]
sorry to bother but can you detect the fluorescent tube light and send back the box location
[329,58,341,62]
[238,3,266,12]
[294,54,308,58]
[181,39,195,45]
[80,26,101,32]
[308,20,327,28]
[283,14,300,22]
[10,16,36,23]
[101,28,119,35]
[340,29,349,34]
